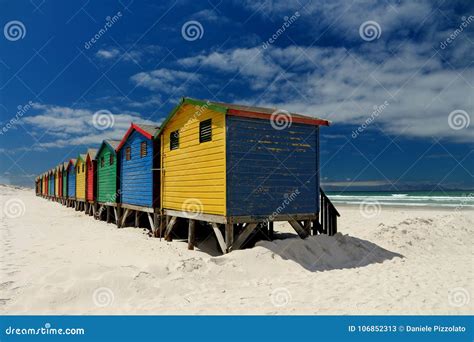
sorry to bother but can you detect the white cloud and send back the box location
[179,48,283,89]
[175,42,472,142]
[22,104,161,149]
[96,48,120,59]
[130,68,200,93]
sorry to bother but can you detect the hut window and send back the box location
[170,130,179,150]
[140,141,147,158]
[101,157,105,168]
[110,154,114,165]
[82,164,84,173]
[126,147,131,161]
[199,119,212,143]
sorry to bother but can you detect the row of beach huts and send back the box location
[35,98,339,253]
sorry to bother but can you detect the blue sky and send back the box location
[0,0,472,190]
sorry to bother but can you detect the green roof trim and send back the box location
[154,97,228,138]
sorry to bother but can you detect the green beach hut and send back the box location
[96,140,120,204]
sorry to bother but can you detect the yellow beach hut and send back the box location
[75,154,87,202]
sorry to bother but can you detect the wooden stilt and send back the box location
[134,211,140,228]
[120,208,130,227]
[231,223,257,251]
[269,221,274,240]
[225,224,234,252]
[188,219,196,250]
[115,207,122,228]
[211,223,227,254]
[146,213,154,232]
[106,206,111,223]
[289,220,309,239]
[153,213,160,238]
[164,216,177,241]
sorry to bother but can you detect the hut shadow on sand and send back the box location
[157,220,403,270]
[256,232,404,272]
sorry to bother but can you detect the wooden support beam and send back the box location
[106,206,111,223]
[164,216,177,241]
[289,220,309,239]
[225,224,234,252]
[304,220,311,235]
[188,219,196,250]
[120,208,130,227]
[211,223,227,254]
[269,221,274,240]
[153,214,160,237]
[134,211,140,228]
[114,207,118,224]
[231,223,258,251]
[147,213,154,232]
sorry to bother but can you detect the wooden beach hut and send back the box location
[85,148,98,216]
[75,154,86,210]
[43,172,48,196]
[116,123,161,230]
[57,165,63,200]
[67,159,76,207]
[157,98,340,253]
[62,162,68,203]
[49,170,54,197]
[54,167,59,199]
[95,140,120,223]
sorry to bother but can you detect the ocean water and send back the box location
[326,191,474,208]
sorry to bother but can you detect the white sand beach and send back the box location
[0,184,472,315]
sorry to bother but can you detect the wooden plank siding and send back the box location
[96,143,118,203]
[86,154,96,202]
[49,172,54,196]
[62,164,68,198]
[58,168,62,197]
[67,162,76,198]
[76,157,86,200]
[226,116,319,217]
[119,131,159,207]
[162,104,226,216]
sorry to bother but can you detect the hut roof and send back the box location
[96,140,120,158]
[155,97,331,137]
[68,158,77,167]
[86,148,98,161]
[117,123,160,151]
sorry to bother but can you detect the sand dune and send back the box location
[0,185,472,314]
